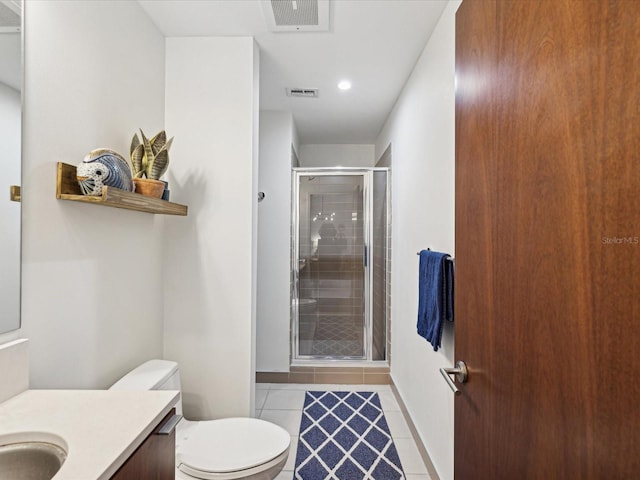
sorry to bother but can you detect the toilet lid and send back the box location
[177,417,290,474]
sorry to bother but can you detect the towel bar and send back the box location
[416,251,454,261]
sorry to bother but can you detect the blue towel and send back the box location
[417,250,454,351]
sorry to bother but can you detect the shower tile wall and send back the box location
[372,170,389,361]
[375,152,392,362]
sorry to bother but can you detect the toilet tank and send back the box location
[110,359,181,391]
[109,359,182,414]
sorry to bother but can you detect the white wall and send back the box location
[0,83,21,335]
[375,2,460,479]
[291,121,300,164]
[299,144,375,168]
[0,339,28,403]
[21,0,166,388]
[0,32,21,90]
[256,111,294,372]
[164,37,259,420]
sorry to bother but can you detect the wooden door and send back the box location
[455,1,640,478]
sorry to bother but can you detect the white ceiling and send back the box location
[138,0,448,145]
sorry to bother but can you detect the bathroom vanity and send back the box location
[110,407,177,480]
[0,389,179,479]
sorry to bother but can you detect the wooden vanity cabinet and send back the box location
[110,408,176,480]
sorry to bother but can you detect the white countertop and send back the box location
[0,389,179,480]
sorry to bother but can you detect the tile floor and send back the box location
[256,383,432,480]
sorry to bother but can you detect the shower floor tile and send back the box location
[311,340,363,357]
[314,316,362,341]
[296,314,365,357]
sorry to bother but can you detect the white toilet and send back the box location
[109,360,290,480]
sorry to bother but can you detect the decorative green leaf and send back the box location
[140,129,154,178]
[165,137,174,153]
[130,143,145,177]
[148,148,169,180]
[150,130,167,155]
[130,133,140,156]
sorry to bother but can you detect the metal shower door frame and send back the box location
[291,167,389,363]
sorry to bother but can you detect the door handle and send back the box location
[157,414,182,435]
[439,360,468,395]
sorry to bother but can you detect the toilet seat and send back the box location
[177,417,290,480]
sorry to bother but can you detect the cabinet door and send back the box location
[111,408,176,480]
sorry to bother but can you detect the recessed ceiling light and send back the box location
[338,80,352,91]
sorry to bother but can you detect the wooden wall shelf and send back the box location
[56,162,188,216]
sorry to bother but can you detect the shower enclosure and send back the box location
[292,168,390,362]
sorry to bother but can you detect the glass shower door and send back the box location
[294,173,366,359]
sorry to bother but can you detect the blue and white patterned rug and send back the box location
[294,391,405,480]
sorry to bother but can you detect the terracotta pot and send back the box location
[133,178,165,198]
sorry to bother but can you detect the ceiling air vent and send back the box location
[261,0,331,33]
[286,88,319,98]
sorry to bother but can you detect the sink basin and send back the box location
[0,440,66,480]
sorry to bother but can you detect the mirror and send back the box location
[0,0,22,334]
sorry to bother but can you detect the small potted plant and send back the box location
[130,129,173,198]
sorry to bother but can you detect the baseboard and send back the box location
[256,365,390,385]
[390,376,441,480]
